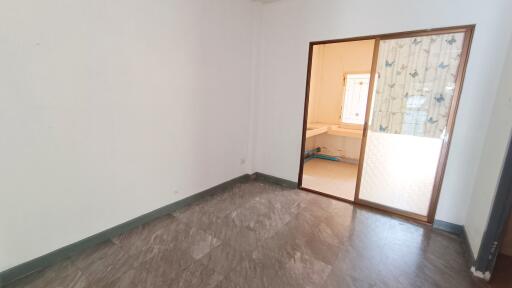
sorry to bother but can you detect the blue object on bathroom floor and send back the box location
[311,154,341,162]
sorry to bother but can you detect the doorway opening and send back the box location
[301,39,375,201]
[298,25,475,223]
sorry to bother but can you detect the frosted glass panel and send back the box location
[359,32,465,217]
[359,132,442,215]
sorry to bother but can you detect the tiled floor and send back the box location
[6,180,488,288]
[302,158,358,200]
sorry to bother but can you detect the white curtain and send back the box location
[370,33,465,138]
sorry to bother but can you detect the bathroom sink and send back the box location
[306,125,329,138]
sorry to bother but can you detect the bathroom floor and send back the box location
[302,158,358,200]
[5,180,488,288]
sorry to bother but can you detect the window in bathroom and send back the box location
[340,73,371,125]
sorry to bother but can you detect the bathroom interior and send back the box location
[302,39,374,201]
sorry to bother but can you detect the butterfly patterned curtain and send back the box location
[370,33,465,138]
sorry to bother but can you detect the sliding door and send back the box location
[357,30,472,220]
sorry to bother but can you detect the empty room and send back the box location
[1,0,512,287]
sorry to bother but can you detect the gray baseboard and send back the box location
[0,174,251,287]
[433,220,475,267]
[250,172,298,189]
[433,219,464,236]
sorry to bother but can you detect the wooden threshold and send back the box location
[299,186,430,225]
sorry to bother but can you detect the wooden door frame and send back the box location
[297,25,475,224]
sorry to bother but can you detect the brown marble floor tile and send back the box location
[5,260,87,288]
[5,180,490,288]
[214,247,331,288]
[171,182,263,230]
[208,195,297,251]
[70,240,132,285]
[171,261,224,288]
[198,242,253,276]
[321,208,487,288]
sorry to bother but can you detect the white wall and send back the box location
[464,37,512,259]
[0,0,259,271]
[252,0,512,226]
